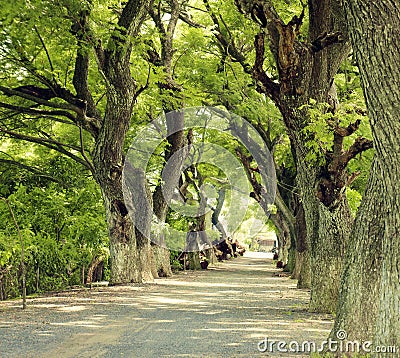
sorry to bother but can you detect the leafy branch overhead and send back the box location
[0,0,152,173]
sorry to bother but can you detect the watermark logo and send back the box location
[257,330,397,354]
[122,107,276,252]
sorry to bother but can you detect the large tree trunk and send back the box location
[93,0,153,283]
[293,156,317,291]
[332,1,400,353]
[295,125,353,309]
[99,162,155,284]
[102,195,139,284]
[331,162,383,342]
[310,198,352,313]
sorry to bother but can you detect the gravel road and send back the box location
[0,252,333,357]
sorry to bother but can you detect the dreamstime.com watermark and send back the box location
[257,330,397,354]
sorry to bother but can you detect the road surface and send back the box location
[0,252,333,357]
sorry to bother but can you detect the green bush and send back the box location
[0,182,109,299]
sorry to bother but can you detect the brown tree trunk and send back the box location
[332,1,400,353]
[309,198,352,313]
[103,196,139,284]
[294,134,354,311]
[270,212,291,265]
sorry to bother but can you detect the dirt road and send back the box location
[0,253,333,357]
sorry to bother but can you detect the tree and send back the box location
[0,0,153,283]
[147,0,190,277]
[331,1,400,353]
[210,0,373,312]
[176,0,299,272]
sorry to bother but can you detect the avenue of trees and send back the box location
[0,0,398,355]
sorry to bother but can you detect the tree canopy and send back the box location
[2,0,398,354]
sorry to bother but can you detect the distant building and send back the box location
[257,238,277,252]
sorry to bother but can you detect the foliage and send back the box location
[169,250,183,272]
[0,179,108,299]
[346,187,362,217]
[0,0,374,294]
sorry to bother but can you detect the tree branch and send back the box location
[0,158,62,184]
[0,85,100,138]
[7,52,94,111]
[34,25,54,75]
[71,9,102,123]
[334,119,361,137]
[105,0,150,66]
[0,101,77,122]
[133,65,151,103]
[253,32,280,101]
[0,127,92,170]
[178,13,204,28]
[164,0,180,73]
[203,0,252,74]
[149,1,166,37]
[342,137,373,166]
[0,86,83,115]
[78,125,95,173]
[235,0,283,51]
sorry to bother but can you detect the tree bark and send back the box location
[270,212,291,264]
[332,1,400,353]
[310,197,352,313]
[292,201,309,285]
